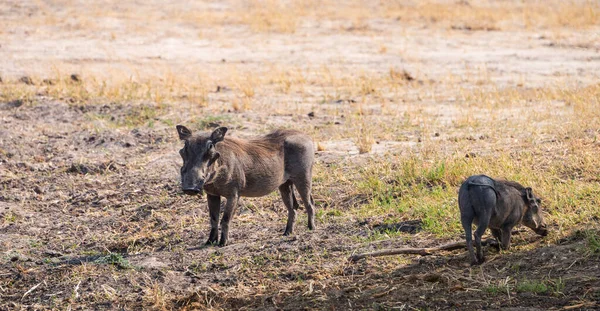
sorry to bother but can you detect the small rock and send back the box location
[70,74,81,82]
[67,163,89,174]
[423,273,442,283]
[402,70,414,81]
[6,99,24,108]
[44,250,64,257]
[96,198,110,206]
[434,132,440,137]
[19,76,34,85]
[216,85,230,92]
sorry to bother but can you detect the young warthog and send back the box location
[176,125,316,246]
[458,175,548,265]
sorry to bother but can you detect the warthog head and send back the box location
[522,187,548,236]
[176,125,227,196]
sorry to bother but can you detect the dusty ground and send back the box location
[1,0,600,310]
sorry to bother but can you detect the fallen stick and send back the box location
[22,282,42,300]
[349,238,497,262]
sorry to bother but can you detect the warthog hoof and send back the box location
[183,188,202,196]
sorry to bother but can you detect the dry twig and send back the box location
[22,282,42,300]
[349,239,497,262]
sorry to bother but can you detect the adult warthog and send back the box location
[176,125,316,246]
[458,175,548,265]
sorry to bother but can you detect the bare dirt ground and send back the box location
[1,1,600,310]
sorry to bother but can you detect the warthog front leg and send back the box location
[219,193,239,246]
[206,194,221,245]
[491,228,502,250]
[500,225,513,250]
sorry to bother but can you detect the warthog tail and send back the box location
[467,181,500,198]
[291,184,300,210]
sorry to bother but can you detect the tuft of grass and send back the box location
[3,212,18,224]
[354,119,375,154]
[483,276,512,296]
[192,115,232,130]
[587,231,600,254]
[578,230,600,256]
[516,279,549,294]
[144,281,168,310]
[484,278,565,297]
[232,96,252,112]
[94,253,132,269]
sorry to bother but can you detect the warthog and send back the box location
[176,125,316,246]
[458,175,548,265]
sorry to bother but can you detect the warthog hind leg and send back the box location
[279,180,297,236]
[294,177,315,231]
[461,216,478,265]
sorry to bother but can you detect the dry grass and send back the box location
[3,0,597,38]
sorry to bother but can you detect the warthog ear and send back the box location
[210,127,228,143]
[525,187,534,201]
[176,125,192,140]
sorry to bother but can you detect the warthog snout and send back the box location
[535,224,549,236]
[182,180,205,196]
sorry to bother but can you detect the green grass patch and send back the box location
[484,284,509,295]
[340,147,600,240]
[516,279,549,294]
[515,278,565,296]
[94,253,132,269]
[586,230,600,254]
